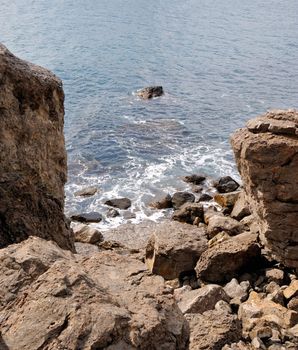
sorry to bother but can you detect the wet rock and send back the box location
[196,232,261,283]
[182,174,206,185]
[72,223,103,244]
[214,191,241,208]
[105,197,132,210]
[207,214,245,238]
[239,291,298,338]
[0,237,189,349]
[145,221,208,280]
[214,176,240,193]
[231,191,251,220]
[137,86,164,99]
[0,44,74,251]
[172,191,195,209]
[231,109,298,269]
[177,284,229,314]
[186,310,242,350]
[149,193,172,209]
[106,207,120,218]
[198,193,213,202]
[172,202,204,225]
[74,186,98,197]
[71,212,102,223]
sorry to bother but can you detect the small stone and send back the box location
[71,212,102,223]
[265,281,281,294]
[149,194,172,209]
[215,300,232,314]
[198,193,213,202]
[183,174,206,185]
[214,176,240,193]
[287,296,298,312]
[105,198,131,210]
[251,336,266,349]
[214,191,241,207]
[74,186,98,197]
[208,232,230,248]
[191,185,203,193]
[106,208,120,218]
[172,192,195,209]
[250,326,273,341]
[283,280,298,299]
[224,278,248,303]
[265,268,285,285]
[74,242,100,255]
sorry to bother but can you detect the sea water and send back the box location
[1,0,298,228]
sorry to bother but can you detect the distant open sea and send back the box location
[1,0,298,228]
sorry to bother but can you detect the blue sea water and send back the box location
[1,0,298,228]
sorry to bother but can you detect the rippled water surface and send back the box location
[1,0,298,227]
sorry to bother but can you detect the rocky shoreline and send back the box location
[0,44,298,349]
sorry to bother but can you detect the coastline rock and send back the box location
[74,242,100,255]
[74,186,98,197]
[172,191,195,209]
[145,221,208,280]
[0,237,189,349]
[214,176,240,193]
[214,191,241,208]
[231,110,298,268]
[137,86,164,99]
[72,223,103,244]
[198,193,213,202]
[106,208,120,217]
[207,214,245,238]
[172,202,204,225]
[105,197,132,210]
[150,193,172,209]
[231,191,251,220]
[0,43,73,251]
[182,174,206,185]
[71,212,102,223]
[196,232,261,283]
[177,284,230,314]
[186,310,242,350]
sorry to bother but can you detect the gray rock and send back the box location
[214,176,240,193]
[172,202,204,225]
[105,197,132,210]
[172,191,195,209]
[74,242,100,255]
[106,208,120,218]
[198,193,213,202]
[74,186,98,197]
[224,278,249,303]
[137,86,164,99]
[71,212,103,223]
[183,174,206,185]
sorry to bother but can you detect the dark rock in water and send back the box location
[105,197,132,210]
[122,211,136,220]
[172,192,195,209]
[74,186,98,197]
[106,208,120,218]
[137,86,164,99]
[183,174,206,185]
[0,44,74,252]
[150,194,172,209]
[71,212,102,223]
[198,193,213,202]
[172,203,204,225]
[214,176,239,193]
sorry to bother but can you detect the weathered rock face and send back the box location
[231,110,298,268]
[0,237,189,349]
[0,44,73,251]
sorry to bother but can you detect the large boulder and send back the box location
[195,232,261,283]
[0,44,73,251]
[0,237,189,349]
[231,110,298,268]
[145,221,208,280]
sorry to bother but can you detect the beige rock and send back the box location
[73,223,103,244]
[231,191,251,220]
[231,110,298,268]
[172,202,204,225]
[186,310,242,350]
[283,280,298,299]
[146,221,207,280]
[196,232,260,283]
[265,268,285,285]
[214,191,241,208]
[287,296,298,312]
[0,44,73,251]
[208,231,231,248]
[238,291,298,338]
[207,214,245,238]
[0,237,189,349]
[74,242,100,256]
[177,284,229,314]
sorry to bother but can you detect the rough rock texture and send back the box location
[231,110,298,268]
[186,310,242,350]
[172,202,204,225]
[105,197,132,210]
[172,192,195,209]
[207,214,245,238]
[72,223,103,244]
[137,86,164,99]
[196,232,261,283]
[146,221,208,280]
[0,237,189,350]
[0,44,73,251]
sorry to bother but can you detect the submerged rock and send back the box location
[231,109,298,268]
[74,186,98,197]
[0,43,74,251]
[137,86,164,99]
[105,197,132,210]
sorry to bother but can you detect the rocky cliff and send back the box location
[0,44,74,251]
[231,109,298,269]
